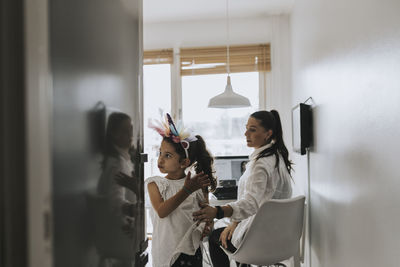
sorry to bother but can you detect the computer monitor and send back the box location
[212,156,248,200]
[214,156,249,182]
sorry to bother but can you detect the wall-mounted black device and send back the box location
[291,103,313,155]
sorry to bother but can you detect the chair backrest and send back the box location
[85,192,136,260]
[232,195,306,266]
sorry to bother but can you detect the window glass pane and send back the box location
[143,64,171,236]
[182,72,259,156]
[143,64,171,179]
[143,64,171,234]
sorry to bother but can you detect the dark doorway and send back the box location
[0,0,28,266]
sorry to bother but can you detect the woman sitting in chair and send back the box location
[193,110,293,267]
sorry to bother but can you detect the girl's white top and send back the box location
[145,175,206,267]
[229,143,293,247]
[97,147,136,219]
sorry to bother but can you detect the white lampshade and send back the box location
[208,76,251,108]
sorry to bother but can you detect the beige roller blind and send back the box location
[180,44,270,76]
[143,49,173,65]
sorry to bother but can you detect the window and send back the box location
[180,44,271,75]
[182,72,259,156]
[142,44,269,234]
[143,44,270,161]
[143,65,171,179]
[143,64,171,234]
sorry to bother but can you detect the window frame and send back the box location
[172,66,268,121]
[143,45,270,120]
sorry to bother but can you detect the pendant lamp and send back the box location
[208,0,251,109]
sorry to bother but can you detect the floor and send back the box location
[145,237,293,267]
[145,237,213,267]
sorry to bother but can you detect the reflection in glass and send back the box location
[90,112,138,266]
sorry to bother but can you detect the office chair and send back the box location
[223,195,306,267]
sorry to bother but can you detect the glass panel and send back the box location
[143,64,171,235]
[182,72,259,156]
[143,64,171,178]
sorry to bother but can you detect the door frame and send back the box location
[25,0,53,266]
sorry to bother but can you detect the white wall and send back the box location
[144,17,274,49]
[144,15,293,145]
[291,0,400,266]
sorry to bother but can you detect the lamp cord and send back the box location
[226,0,230,75]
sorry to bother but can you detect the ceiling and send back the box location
[143,0,295,23]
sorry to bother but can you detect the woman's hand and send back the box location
[219,222,239,249]
[184,171,210,193]
[192,201,217,223]
[115,172,138,194]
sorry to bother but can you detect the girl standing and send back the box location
[146,113,217,267]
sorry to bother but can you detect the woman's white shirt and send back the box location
[229,143,293,247]
[145,176,206,267]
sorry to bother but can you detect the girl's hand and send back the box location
[121,216,135,239]
[121,202,135,217]
[115,172,138,194]
[183,171,210,193]
[219,222,238,249]
[192,202,217,222]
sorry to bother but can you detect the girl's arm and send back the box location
[100,159,132,216]
[148,182,192,218]
[148,172,210,218]
[115,171,139,195]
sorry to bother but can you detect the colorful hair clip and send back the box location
[148,113,197,158]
